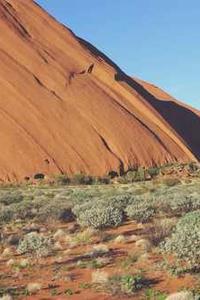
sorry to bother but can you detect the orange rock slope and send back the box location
[0,0,199,182]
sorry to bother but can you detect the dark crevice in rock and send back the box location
[32,75,62,101]
[37,50,49,64]
[87,63,94,74]
[43,49,56,61]
[1,2,31,39]
[67,65,94,86]
[92,128,124,176]
[33,74,44,87]
[50,90,62,101]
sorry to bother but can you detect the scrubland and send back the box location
[0,164,200,299]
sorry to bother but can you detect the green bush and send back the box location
[106,274,145,295]
[147,167,160,177]
[134,168,147,182]
[0,198,39,223]
[0,206,14,223]
[188,162,199,172]
[162,177,181,187]
[145,289,166,300]
[157,192,200,215]
[96,176,111,185]
[16,198,43,218]
[0,191,23,205]
[108,171,118,179]
[55,174,70,185]
[37,200,74,222]
[124,168,147,183]
[72,173,95,185]
[108,194,134,209]
[161,210,200,272]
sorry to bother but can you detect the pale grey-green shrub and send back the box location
[73,194,133,219]
[161,210,200,271]
[0,191,23,206]
[17,232,52,258]
[108,194,134,209]
[125,202,155,223]
[157,192,200,215]
[0,206,14,223]
[37,200,74,222]
[76,205,124,229]
[72,201,94,217]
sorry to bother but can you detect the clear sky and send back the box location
[36,0,199,109]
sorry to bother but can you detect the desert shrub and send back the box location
[162,177,181,187]
[73,193,135,229]
[72,173,95,185]
[13,200,39,219]
[76,205,124,229]
[17,232,52,258]
[157,192,200,216]
[72,201,94,217]
[123,171,136,183]
[115,176,130,184]
[168,194,200,214]
[96,176,110,185]
[108,171,118,179]
[0,198,41,223]
[147,218,176,246]
[161,210,200,272]
[124,169,147,183]
[8,196,48,220]
[147,167,160,177]
[0,191,23,205]
[37,200,74,222]
[120,253,139,269]
[72,228,94,245]
[108,194,134,210]
[145,289,167,300]
[134,168,147,182]
[188,162,199,172]
[73,194,133,218]
[71,190,97,205]
[0,206,14,223]
[55,174,70,185]
[125,202,155,223]
[106,274,145,295]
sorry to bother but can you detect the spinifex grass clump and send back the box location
[161,210,200,272]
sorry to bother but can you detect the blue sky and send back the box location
[36,0,199,109]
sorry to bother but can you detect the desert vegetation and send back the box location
[0,164,200,299]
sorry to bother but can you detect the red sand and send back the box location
[0,0,199,182]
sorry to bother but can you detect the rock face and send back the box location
[0,0,199,182]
